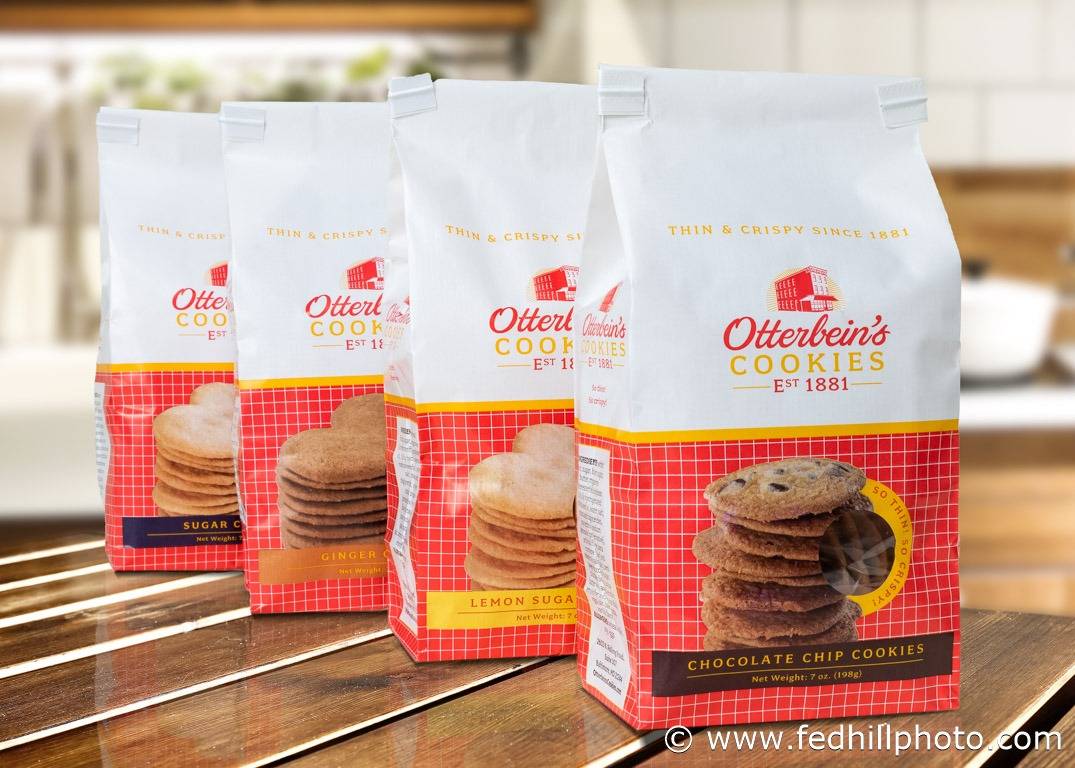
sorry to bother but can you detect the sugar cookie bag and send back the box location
[221,102,390,613]
[96,108,240,571]
[385,76,595,660]
[575,66,960,727]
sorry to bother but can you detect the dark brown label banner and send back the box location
[652,632,954,696]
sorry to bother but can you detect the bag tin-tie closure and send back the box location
[598,67,646,117]
[219,105,267,142]
[877,79,928,129]
[389,73,438,118]
[96,110,140,145]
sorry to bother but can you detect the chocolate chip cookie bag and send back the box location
[220,102,390,613]
[384,76,596,660]
[95,109,241,571]
[575,67,960,727]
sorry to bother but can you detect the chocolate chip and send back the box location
[766,482,789,492]
[720,478,747,494]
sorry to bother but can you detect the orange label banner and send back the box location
[258,544,388,584]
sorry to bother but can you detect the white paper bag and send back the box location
[575,66,960,728]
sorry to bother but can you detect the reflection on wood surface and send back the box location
[1,518,1073,767]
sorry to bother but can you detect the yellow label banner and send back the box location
[259,543,387,585]
[426,587,577,630]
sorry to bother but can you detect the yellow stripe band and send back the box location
[384,396,573,414]
[237,375,383,390]
[384,393,416,409]
[96,362,234,373]
[576,418,958,444]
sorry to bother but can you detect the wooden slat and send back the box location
[0,3,536,31]
[0,518,103,559]
[0,574,246,674]
[0,546,109,585]
[0,635,540,765]
[288,656,636,768]
[0,610,388,748]
[0,571,181,621]
[283,610,1075,768]
[0,603,1070,767]
[638,611,1075,766]
[1019,705,1075,767]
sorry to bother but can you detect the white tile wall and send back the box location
[669,0,792,72]
[581,0,665,82]
[924,0,1044,84]
[626,0,670,66]
[620,0,1075,166]
[798,0,916,75]
[1045,0,1075,80]
[985,90,1075,164]
[920,0,1070,165]
[921,88,982,165]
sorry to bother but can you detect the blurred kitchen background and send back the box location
[0,0,1073,616]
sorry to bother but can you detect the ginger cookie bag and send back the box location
[575,66,960,727]
[385,76,595,660]
[220,102,390,613]
[96,108,241,571]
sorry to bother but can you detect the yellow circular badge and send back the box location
[847,478,913,616]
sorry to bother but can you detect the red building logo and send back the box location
[773,266,839,312]
[344,257,385,291]
[207,261,229,287]
[531,265,579,302]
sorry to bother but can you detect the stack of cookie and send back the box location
[152,383,238,517]
[464,424,577,591]
[693,458,867,650]
[275,394,387,549]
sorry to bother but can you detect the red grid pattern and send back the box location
[386,400,576,661]
[98,369,241,571]
[575,430,960,729]
[239,383,388,614]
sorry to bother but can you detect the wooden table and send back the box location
[1,518,1073,767]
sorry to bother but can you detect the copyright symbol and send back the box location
[664,725,693,753]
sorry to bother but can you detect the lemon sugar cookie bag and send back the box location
[384,77,596,660]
